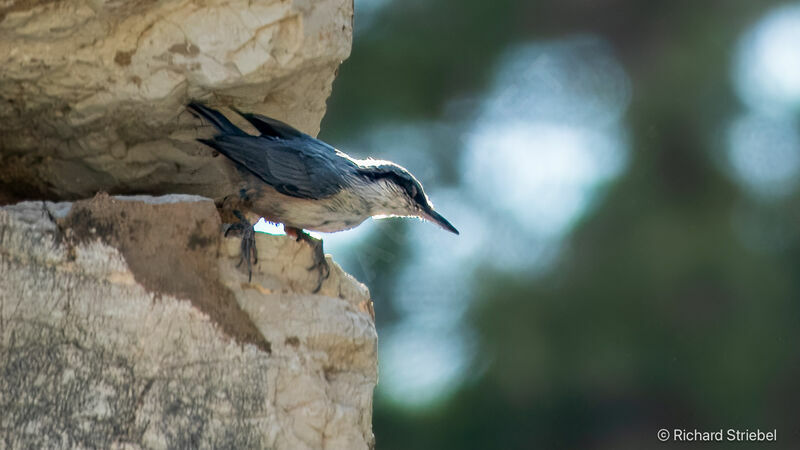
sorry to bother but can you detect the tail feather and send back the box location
[231,107,305,140]
[197,138,220,150]
[187,102,246,136]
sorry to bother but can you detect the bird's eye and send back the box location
[408,185,418,198]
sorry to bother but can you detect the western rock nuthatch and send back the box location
[188,102,458,288]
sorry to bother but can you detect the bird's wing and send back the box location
[201,135,348,199]
[232,109,307,140]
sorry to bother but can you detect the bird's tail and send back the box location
[187,102,246,136]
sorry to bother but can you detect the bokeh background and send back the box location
[317,0,800,447]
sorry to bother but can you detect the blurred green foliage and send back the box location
[321,0,800,448]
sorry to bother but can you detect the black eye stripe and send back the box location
[358,164,425,204]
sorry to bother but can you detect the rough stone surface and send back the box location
[0,195,377,449]
[0,0,353,204]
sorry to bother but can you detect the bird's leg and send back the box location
[225,210,257,282]
[285,226,330,293]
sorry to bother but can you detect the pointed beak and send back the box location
[421,208,459,235]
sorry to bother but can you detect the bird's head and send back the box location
[357,162,459,235]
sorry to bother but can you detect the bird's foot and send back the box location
[286,226,330,293]
[225,210,257,282]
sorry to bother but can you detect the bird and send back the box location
[187,102,458,290]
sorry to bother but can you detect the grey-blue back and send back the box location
[189,103,357,200]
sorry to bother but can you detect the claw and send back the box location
[286,226,330,293]
[225,222,243,237]
[226,210,257,282]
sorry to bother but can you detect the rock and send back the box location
[0,195,377,449]
[0,0,353,204]
[0,2,372,446]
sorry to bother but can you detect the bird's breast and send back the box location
[245,186,371,233]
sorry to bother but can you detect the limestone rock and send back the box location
[0,195,377,449]
[0,0,353,203]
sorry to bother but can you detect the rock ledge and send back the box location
[0,194,377,450]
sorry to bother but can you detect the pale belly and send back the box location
[242,185,371,233]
